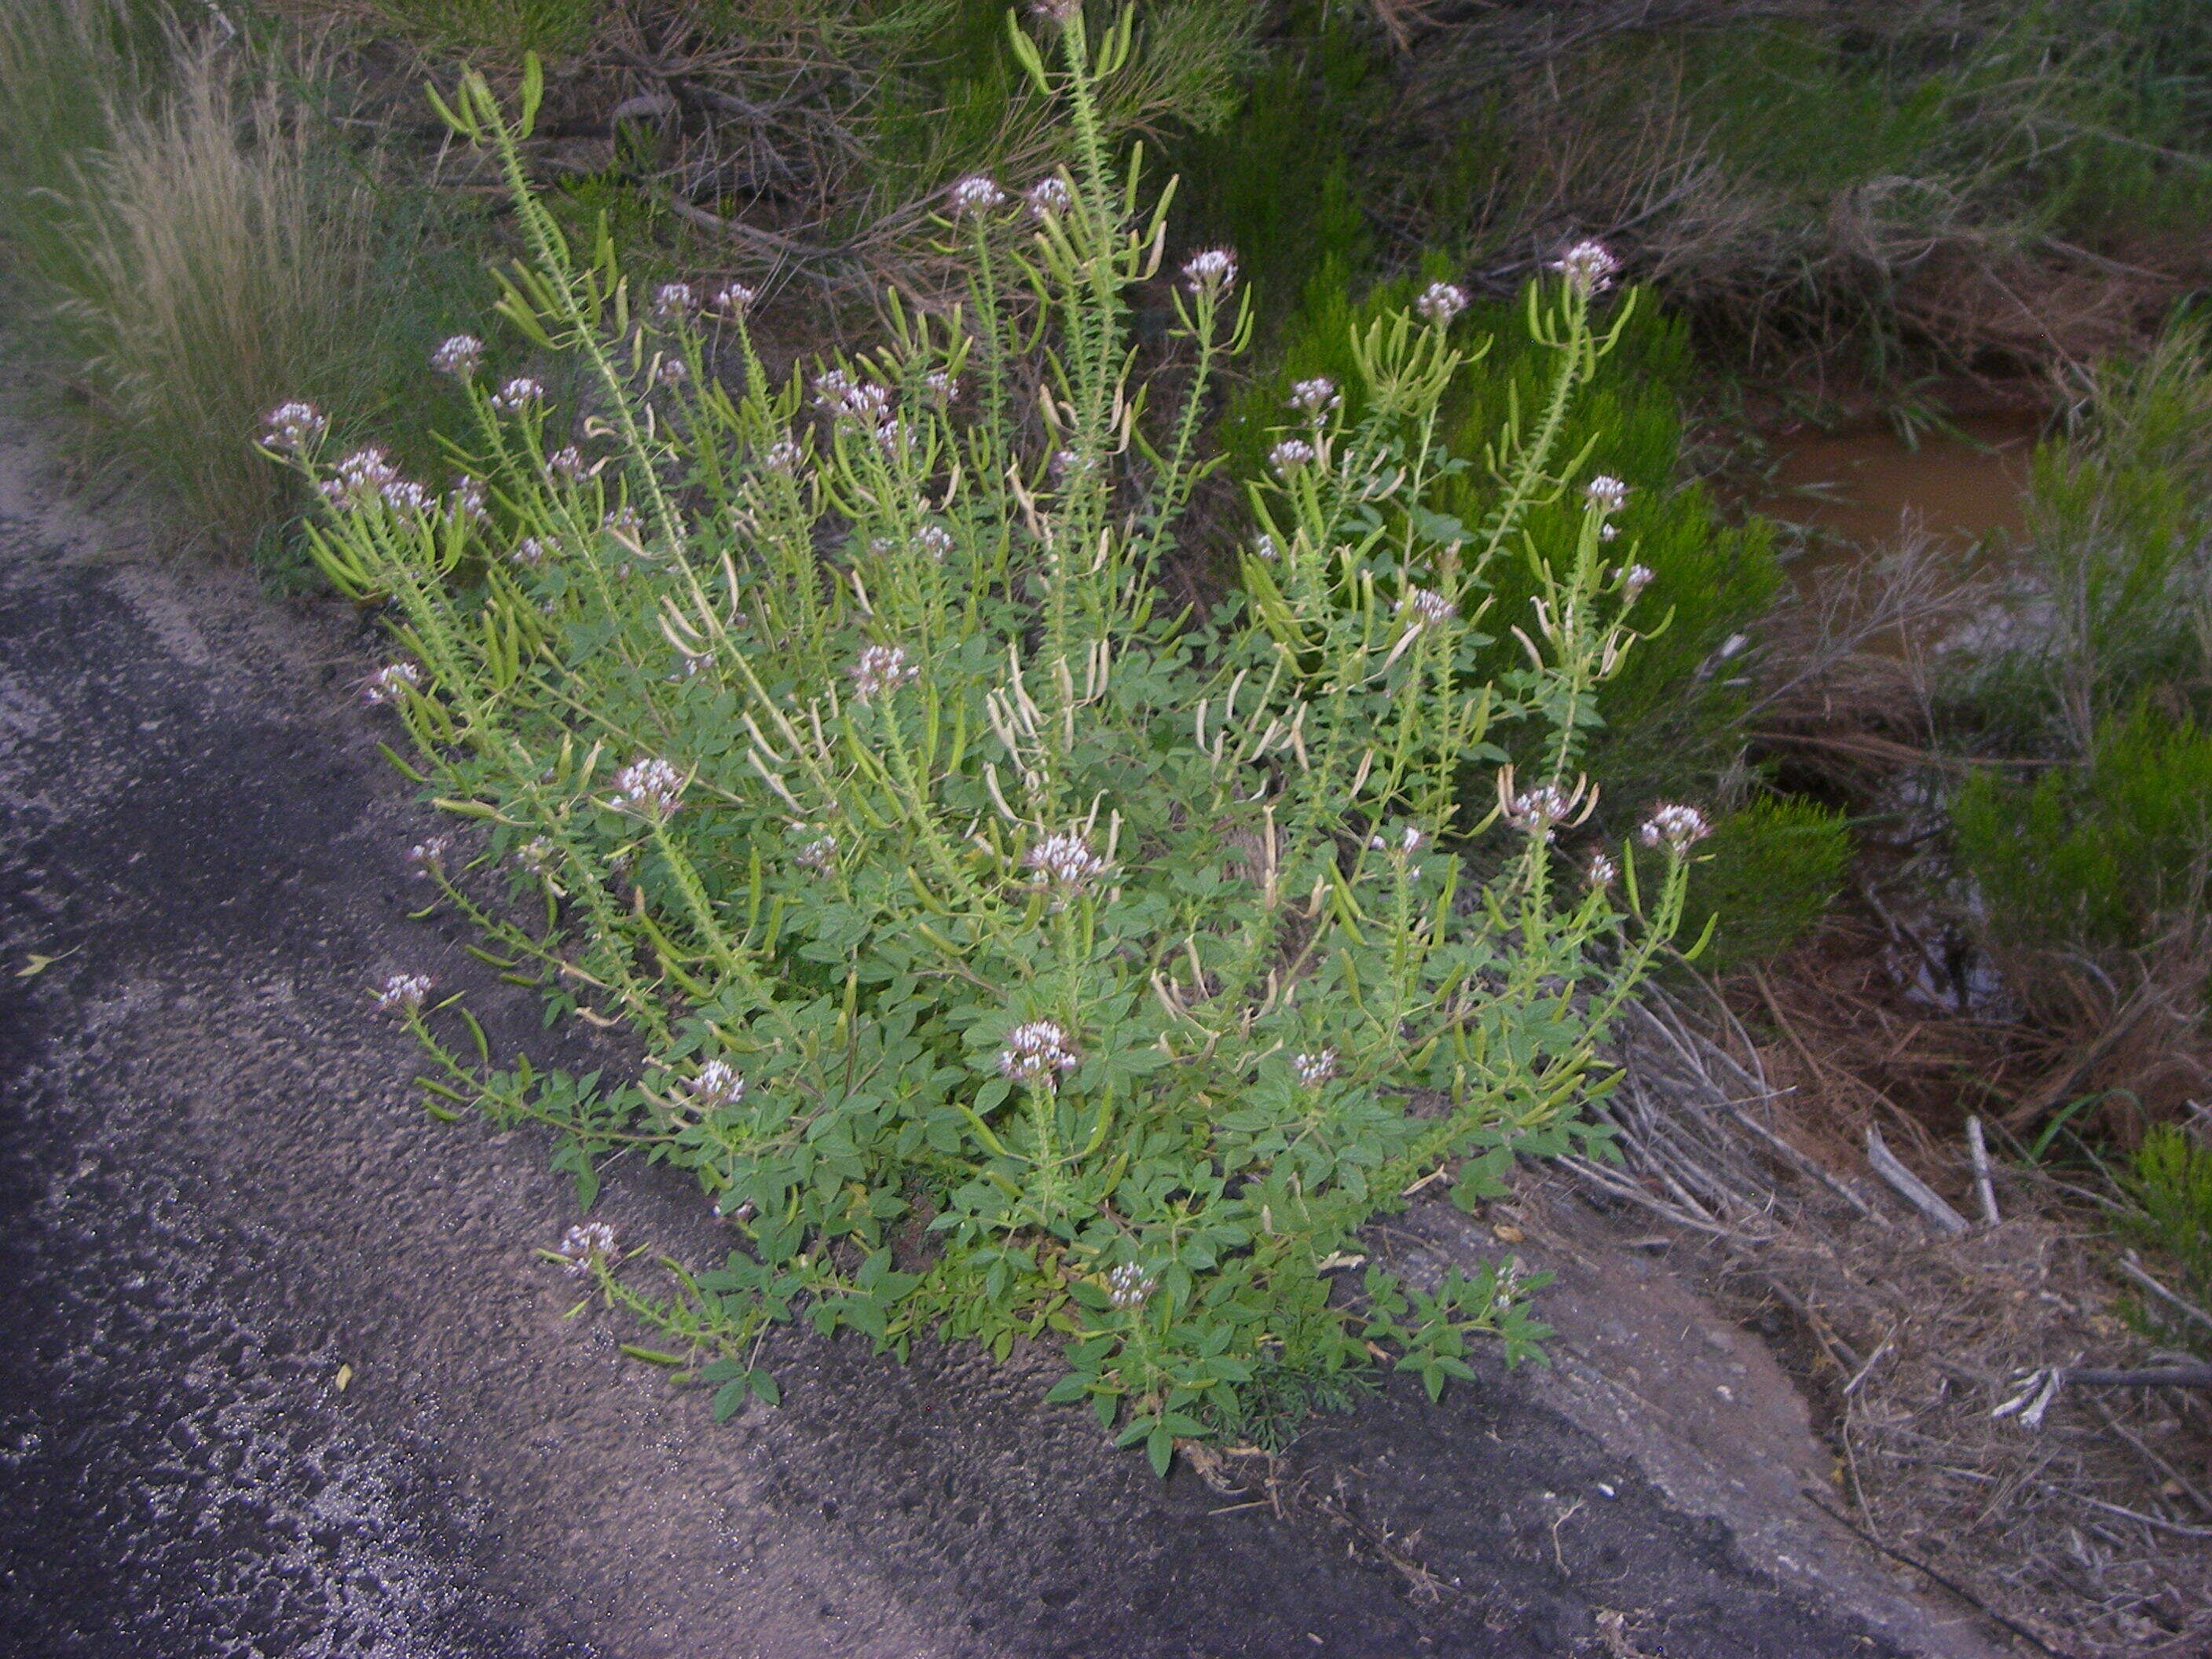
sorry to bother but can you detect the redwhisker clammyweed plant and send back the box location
[273,7,1712,1471]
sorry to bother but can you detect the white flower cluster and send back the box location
[1106,1262,1155,1310]
[405,836,451,877]
[544,445,591,482]
[1587,851,1619,888]
[447,476,489,523]
[794,832,838,873]
[813,368,895,434]
[849,643,917,703]
[490,377,544,414]
[914,525,954,562]
[1269,438,1316,477]
[1638,802,1712,856]
[1551,239,1620,295]
[1618,562,1654,600]
[430,335,483,379]
[555,1221,617,1276]
[950,175,1006,215]
[1182,247,1237,295]
[361,661,423,705]
[510,537,548,567]
[373,972,434,1014]
[679,1059,746,1111]
[657,357,688,388]
[652,282,694,320]
[922,369,961,406]
[1368,824,1426,856]
[762,438,804,472]
[1401,587,1456,628]
[261,401,328,454]
[872,416,914,460]
[320,446,407,511]
[1415,281,1468,326]
[1505,782,1576,840]
[1024,830,1108,892]
[712,282,756,316]
[1584,474,1629,515]
[1293,1048,1339,1087]
[610,756,685,819]
[516,836,559,876]
[1289,378,1339,420]
[1027,176,1071,218]
[998,1020,1079,1088]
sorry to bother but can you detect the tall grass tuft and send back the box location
[44,45,384,551]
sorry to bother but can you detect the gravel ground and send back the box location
[0,425,1994,1658]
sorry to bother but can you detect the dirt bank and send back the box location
[0,423,2001,1658]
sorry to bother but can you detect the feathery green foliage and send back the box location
[1953,706,2212,950]
[1679,798,1853,972]
[1971,320,2212,756]
[2119,1122,2212,1356]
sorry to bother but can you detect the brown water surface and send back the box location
[1754,411,2043,551]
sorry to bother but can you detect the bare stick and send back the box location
[2064,1365,2212,1389]
[1865,1127,1970,1236]
[2087,1396,2212,1518]
[1965,1115,2000,1227]
[1723,1102,1889,1225]
[2039,1481,2212,1540]
[2117,1252,2212,1337]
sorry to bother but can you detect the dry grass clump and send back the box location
[1727,1212,2212,1658]
[270,0,1259,302]
[48,44,381,551]
[1379,1,2210,377]
[1563,987,2212,1657]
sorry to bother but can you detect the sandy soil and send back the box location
[0,423,2008,1658]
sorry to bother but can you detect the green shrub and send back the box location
[2119,1123,2212,1354]
[1953,705,2212,950]
[1966,319,2212,756]
[862,0,1260,214]
[280,18,1707,1462]
[1679,798,1854,972]
[1163,2,1379,326]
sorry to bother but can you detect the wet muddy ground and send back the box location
[1754,413,2042,552]
[0,424,2005,1657]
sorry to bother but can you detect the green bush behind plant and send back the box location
[284,15,1711,1463]
[1970,319,2212,756]
[1945,319,2212,959]
[1679,798,1854,973]
[1228,271,1779,824]
[2119,1122,2212,1356]
[1954,705,2212,950]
